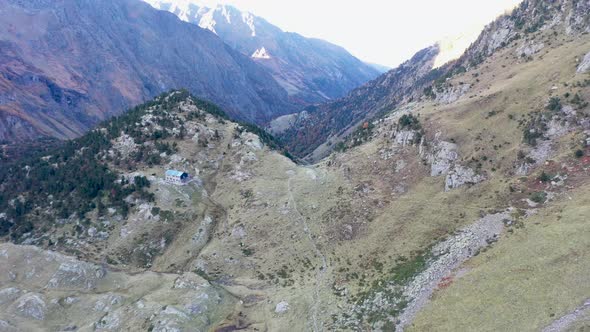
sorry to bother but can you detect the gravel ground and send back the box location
[396,211,510,331]
[542,299,590,332]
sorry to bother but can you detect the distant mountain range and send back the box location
[144,0,382,104]
[0,0,381,143]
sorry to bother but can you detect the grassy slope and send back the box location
[2,23,588,332]
[409,184,590,331]
[400,30,590,331]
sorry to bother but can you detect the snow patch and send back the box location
[252,47,270,59]
[241,11,256,36]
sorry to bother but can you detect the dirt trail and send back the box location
[287,170,328,332]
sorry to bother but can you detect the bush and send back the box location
[334,141,347,153]
[423,86,436,99]
[530,191,547,204]
[398,114,422,131]
[522,116,547,146]
[537,171,551,183]
[575,149,584,158]
[134,176,151,189]
[546,97,561,111]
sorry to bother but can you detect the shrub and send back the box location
[537,171,551,183]
[398,114,422,131]
[546,97,561,111]
[575,149,584,158]
[134,176,150,189]
[423,86,436,99]
[530,191,547,203]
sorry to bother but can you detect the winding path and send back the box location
[287,170,328,332]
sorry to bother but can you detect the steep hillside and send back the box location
[2,21,590,326]
[1,0,590,331]
[0,0,295,142]
[144,1,381,104]
[278,0,590,161]
[275,45,440,159]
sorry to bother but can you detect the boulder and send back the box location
[395,130,417,146]
[46,261,106,290]
[275,301,289,313]
[16,293,46,320]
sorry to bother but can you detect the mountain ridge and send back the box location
[0,0,296,142]
[144,0,382,104]
[277,0,590,161]
[0,0,590,331]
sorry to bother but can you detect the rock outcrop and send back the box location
[0,243,235,330]
[435,84,471,104]
[426,135,485,190]
[578,51,590,73]
[516,41,545,57]
[445,165,486,191]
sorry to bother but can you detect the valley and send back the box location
[0,0,589,331]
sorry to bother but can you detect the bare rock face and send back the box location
[0,243,235,331]
[274,301,289,314]
[16,293,46,320]
[46,261,106,290]
[565,0,590,34]
[516,41,545,57]
[395,130,419,146]
[435,84,471,104]
[428,140,459,177]
[0,288,21,305]
[425,135,484,191]
[95,311,121,330]
[445,165,486,191]
[578,51,590,73]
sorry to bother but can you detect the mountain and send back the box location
[0,0,296,142]
[144,1,382,104]
[277,0,590,161]
[275,44,441,159]
[1,0,590,331]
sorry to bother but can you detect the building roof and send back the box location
[165,170,187,177]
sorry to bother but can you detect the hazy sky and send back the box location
[173,0,522,67]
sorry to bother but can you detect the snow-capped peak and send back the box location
[198,7,218,34]
[143,1,257,37]
[219,5,232,24]
[144,0,198,23]
[252,47,270,59]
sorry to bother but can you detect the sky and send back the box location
[166,0,523,68]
